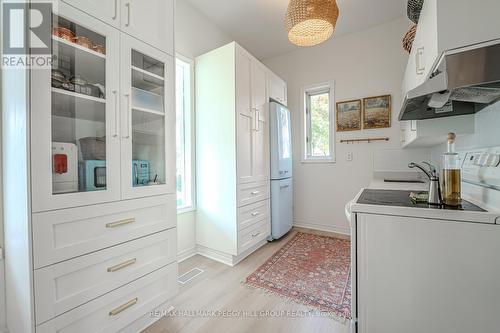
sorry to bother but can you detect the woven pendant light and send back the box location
[285,0,339,47]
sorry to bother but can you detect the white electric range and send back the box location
[347,147,500,333]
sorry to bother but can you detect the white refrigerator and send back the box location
[269,102,293,240]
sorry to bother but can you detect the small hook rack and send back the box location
[340,137,390,144]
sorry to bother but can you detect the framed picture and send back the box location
[363,95,391,129]
[336,99,361,132]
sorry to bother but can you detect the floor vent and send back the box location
[178,267,204,284]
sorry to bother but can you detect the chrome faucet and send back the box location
[408,162,442,206]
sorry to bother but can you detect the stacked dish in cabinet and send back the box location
[3,1,177,332]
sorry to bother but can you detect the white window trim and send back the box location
[300,81,336,164]
[176,53,196,214]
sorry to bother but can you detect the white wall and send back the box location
[175,0,231,258]
[175,0,231,59]
[263,18,410,234]
[431,102,500,161]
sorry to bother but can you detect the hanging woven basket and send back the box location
[407,0,424,23]
[402,24,417,53]
[285,0,340,47]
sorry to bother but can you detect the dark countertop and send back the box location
[357,189,486,212]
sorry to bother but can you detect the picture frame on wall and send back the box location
[363,95,391,129]
[336,99,362,132]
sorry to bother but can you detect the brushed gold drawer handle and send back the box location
[250,191,260,195]
[106,218,135,228]
[251,211,260,217]
[109,297,138,316]
[107,258,137,272]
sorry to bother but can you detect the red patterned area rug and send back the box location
[245,232,351,321]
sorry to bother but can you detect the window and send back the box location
[303,83,335,161]
[175,57,194,211]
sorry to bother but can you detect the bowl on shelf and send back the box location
[73,36,94,50]
[93,44,106,55]
[51,69,66,88]
[52,27,75,42]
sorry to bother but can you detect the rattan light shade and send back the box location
[285,0,339,47]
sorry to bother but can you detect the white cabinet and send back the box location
[235,49,254,184]
[63,0,174,55]
[120,35,176,199]
[252,62,270,183]
[235,48,269,184]
[3,2,177,332]
[31,4,175,212]
[195,42,271,265]
[121,0,174,55]
[400,115,475,148]
[31,2,122,212]
[402,0,500,95]
[62,0,121,28]
[356,213,500,333]
[268,71,287,106]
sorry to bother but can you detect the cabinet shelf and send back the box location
[132,106,164,116]
[131,66,164,81]
[53,36,106,59]
[52,87,105,103]
[52,88,105,122]
[132,68,164,93]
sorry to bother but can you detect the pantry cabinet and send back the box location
[3,1,177,332]
[31,3,175,212]
[120,34,176,200]
[195,42,271,265]
[236,47,269,185]
[31,2,122,212]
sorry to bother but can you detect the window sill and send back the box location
[177,206,196,215]
[300,158,336,164]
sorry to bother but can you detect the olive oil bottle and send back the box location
[442,133,461,206]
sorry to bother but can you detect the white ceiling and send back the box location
[186,0,407,60]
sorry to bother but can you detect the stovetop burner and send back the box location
[357,189,486,212]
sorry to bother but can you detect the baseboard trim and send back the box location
[177,247,197,263]
[231,239,267,266]
[196,244,235,266]
[195,239,268,267]
[293,220,350,236]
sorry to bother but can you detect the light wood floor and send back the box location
[142,228,351,333]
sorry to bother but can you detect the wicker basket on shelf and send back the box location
[79,137,106,160]
[407,0,424,23]
[402,24,417,53]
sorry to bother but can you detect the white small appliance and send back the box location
[52,142,78,194]
[269,101,293,240]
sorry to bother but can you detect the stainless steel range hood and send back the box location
[399,41,500,121]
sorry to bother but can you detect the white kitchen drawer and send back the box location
[237,199,270,231]
[237,181,270,207]
[238,218,270,254]
[32,195,176,269]
[34,228,176,325]
[36,263,177,333]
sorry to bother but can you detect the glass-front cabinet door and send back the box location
[31,3,121,212]
[120,35,175,199]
